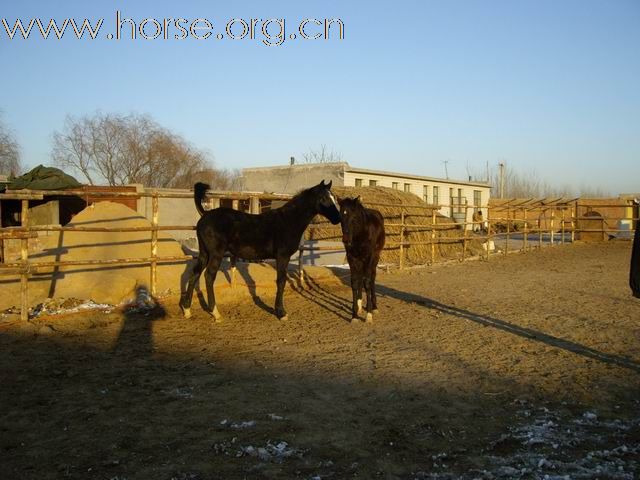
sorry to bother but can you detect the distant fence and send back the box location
[0,189,637,322]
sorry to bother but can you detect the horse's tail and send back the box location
[193,182,210,217]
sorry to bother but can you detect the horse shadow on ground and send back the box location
[301,268,640,374]
[378,284,640,373]
[296,274,353,320]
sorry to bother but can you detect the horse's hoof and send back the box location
[351,317,360,324]
[182,307,191,319]
[279,315,288,321]
[365,313,373,323]
[208,306,222,322]
[357,299,363,315]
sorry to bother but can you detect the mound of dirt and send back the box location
[308,186,484,265]
[1,202,189,308]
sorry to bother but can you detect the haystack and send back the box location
[1,202,188,309]
[308,186,483,265]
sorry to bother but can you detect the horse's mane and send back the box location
[276,185,316,212]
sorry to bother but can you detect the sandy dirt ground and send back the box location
[1,242,639,479]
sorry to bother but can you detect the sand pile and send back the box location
[307,186,484,265]
[1,202,188,308]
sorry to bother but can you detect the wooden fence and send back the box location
[0,189,290,322]
[0,189,636,322]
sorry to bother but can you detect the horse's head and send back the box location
[315,180,341,225]
[339,196,363,247]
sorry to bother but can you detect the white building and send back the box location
[241,162,491,225]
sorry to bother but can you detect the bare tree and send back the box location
[184,167,241,191]
[302,144,343,164]
[468,162,609,198]
[52,112,231,188]
[0,114,22,176]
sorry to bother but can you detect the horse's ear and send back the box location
[326,180,332,189]
[319,180,326,187]
[355,195,361,203]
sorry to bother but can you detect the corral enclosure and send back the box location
[0,186,638,319]
[1,242,638,479]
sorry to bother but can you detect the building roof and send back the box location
[242,162,491,188]
[345,165,490,188]
[241,162,348,173]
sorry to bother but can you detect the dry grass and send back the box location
[307,186,484,265]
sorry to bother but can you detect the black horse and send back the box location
[339,197,386,323]
[181,180,341,321]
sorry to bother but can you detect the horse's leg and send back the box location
[363,275,373,323]
[370,255,380,315]
[230,255,237,288]
[204,254,223,322]
[351,271,363,323]
[181,254,206,319]
[350,257,364,315]
[274,255,290,320]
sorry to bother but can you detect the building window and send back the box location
[404,183,411,193]
[473,190,482,207]
[392,182,399,190]
[433,186,439,205]
[369,179,377,187]
[355,178,363,187]
[423,185,429,203]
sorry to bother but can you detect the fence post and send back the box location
[399,210,405,269]
[523,208,528,253]
[150,191,159,296]
[561,209,566,245]
[550,209,555,246]
[538,210,543,250]
[486,216,491,261]
[462,206,468,261]
[430,209,436,264]
[505,207,510,256]
[250,196,260,214]
[20,200,29,322]
[572,202,577,242]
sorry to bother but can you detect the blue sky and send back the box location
[1,0,639,194]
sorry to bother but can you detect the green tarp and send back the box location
[7,165,83,190]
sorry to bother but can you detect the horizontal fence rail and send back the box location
[0,188,637,322]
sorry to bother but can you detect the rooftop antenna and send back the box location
[442,160,450,179]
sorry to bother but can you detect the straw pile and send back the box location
[307,186,484,265]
